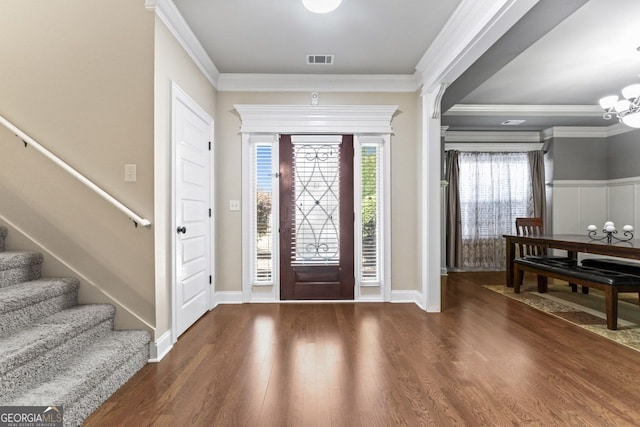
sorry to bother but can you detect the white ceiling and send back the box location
[461,0,640,105]
[173,0,462,75]
[172,0,640,132]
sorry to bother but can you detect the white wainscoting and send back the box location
[551,177,640,236]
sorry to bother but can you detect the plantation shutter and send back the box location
[251,142,273,283]
[360,142,381,282]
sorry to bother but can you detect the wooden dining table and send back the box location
[503,233,640,287]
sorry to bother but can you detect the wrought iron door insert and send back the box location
[280,134,354,300]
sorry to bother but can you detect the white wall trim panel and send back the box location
[420,90,442,313]
[237,105,397,304]
[608,176,640,187]
[391,290,422,304]
[550,177,640,237]
[214,291,244,307]
[234,105,399,134]
[549,180,609,188]
[149,331,173,363]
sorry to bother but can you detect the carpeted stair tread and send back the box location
[0,304,115,375]
[0,251,43,270]
[7,330,150,425]
[0,251,43,287]
[0,278,80,335]
[0,225,149,425]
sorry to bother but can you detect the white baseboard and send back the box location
[391,290,439,312]
[214,291,243,307]
[148,330,172,363]
[391,290,421,304]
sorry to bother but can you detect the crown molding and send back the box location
[445,104,603,116]
[416,0,539,94]
[541,126,622,140]
[145,0,219,87]
[217,73,420,92]
[606,123,638,137]
[444,130,541,143]
[445,142,544,151]
[234,104,399,134]
[549,180,609,188]
[542,126,606,139]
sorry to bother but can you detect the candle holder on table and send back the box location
[587,221,634,243]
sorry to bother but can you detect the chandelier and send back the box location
[599,83,640,128]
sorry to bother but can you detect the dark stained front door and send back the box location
[279,134,354,300]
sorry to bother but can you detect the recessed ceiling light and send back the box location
[302,0,342,14]
[501,120,526,126]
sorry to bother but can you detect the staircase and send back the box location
[0,225,150,426]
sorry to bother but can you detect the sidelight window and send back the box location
[249,139,276,285]
[359,143,382,283]
[244,133,390,299]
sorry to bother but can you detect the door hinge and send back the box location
[209,275,212,284]
[208,141,211,150]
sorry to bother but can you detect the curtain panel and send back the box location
[446,151,542,271]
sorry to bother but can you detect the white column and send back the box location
[420,85,445,312]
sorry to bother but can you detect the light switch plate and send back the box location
[124,164,136,182]
[229,200,240,211]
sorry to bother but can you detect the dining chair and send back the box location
[514,217,582,293]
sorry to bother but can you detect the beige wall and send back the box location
[216,91,421,293]
[0,1,155,331]
[153,17,217,338]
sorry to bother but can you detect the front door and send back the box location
[279,134,354,300]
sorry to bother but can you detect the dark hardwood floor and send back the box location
[85,272,640,426]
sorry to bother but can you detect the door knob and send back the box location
[177,226,187,234]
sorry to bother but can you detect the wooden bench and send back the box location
[581,258,640,305]
[581,258,640,276]
[514,257,640,330]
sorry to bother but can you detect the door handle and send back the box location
[177,226,187,234]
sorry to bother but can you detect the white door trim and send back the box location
[170,81,214,344]
[236,104,398,304]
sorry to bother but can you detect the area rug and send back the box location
[484,281,640,352]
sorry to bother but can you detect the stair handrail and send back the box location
[0,114,151,228]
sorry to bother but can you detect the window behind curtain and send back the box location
[458,152,533,270]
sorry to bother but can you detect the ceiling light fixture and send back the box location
[599,83,640,128]
[302,0,342,14]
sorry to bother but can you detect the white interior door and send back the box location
[173,83,213,338]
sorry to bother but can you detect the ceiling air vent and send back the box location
[307,54,335,65]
